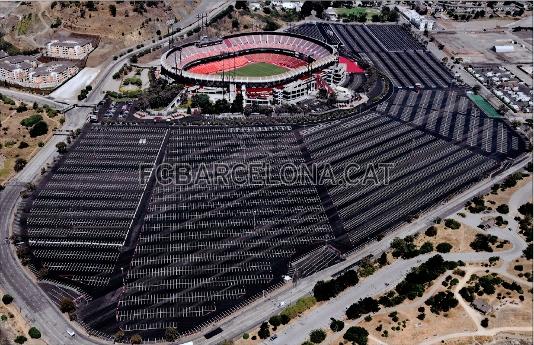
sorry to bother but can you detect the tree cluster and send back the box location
[390,236,433,259]
[425,291,458,314]
[470,234,498,252]
[343,326,368,345]
[346,297,380,320]
[394,255,457,300]
[371,6,400,22]
[313,269,358,301]
[444,218,461,229]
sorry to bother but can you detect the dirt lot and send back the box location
[0,99,62,184]
[330,290,477,345]
[436,17,524,31]
[0,289,47,345]
[484,176,532,206]
[433,30,533,64]
[414,222,510,254]
[1,1,195,66]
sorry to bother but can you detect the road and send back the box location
[0,88,70,110]
[183,155,530,345]
[0,2,234,344]
[0,107,103,345]
[265,165,531,345]
[0,0,232,107]
[0,9,531,344]
[85,0,232,105]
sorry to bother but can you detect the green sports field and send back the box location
[467,93,501,118]
[221,62,288,77]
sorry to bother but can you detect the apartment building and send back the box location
[46,38,94,60]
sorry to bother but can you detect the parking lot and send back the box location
[95,98,137,121]
[20,23,530,340]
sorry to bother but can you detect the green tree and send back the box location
[14,158,27,172]
[109,4,117,16]
[309,329,326,343]
[425,226,438,236]
[114,330,125,341]
[59,298,76,313]
[29,121,48,137]
[2,294,13,305]
[231,93,244,113]
[346,297,380,320]
[28,327,41,339]
[269,315,282,327]
[329,318,344,332]
[419,242,434,254]
[436,242,453,253]
[257,322,270,339]
[56,142,67,154]
[14,335,27,344]
[496,204,509,214]
[343,326,368,344]
[130,334,142,344]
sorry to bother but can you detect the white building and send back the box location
[494,45,514,53]
[46,38,94,60]
[272,0,302,12]
[398,6,435,31]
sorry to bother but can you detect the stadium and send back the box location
[161,32,357,105]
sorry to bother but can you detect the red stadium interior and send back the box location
[339,56,365,73]
[187,53,308,75]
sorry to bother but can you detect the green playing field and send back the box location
[467,93,501,118]
[221,62,288,77]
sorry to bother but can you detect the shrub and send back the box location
[242,333,249,339]
[14,335,27,344]
[425,226,437,237]
[2,294,13,304]
[59,298,76,313]
[444,218,461,229]
[280,296,316,319]
[329,318,344,332]
[436,242,453,253]
[14,158,27,172]
[28,327,41,339]
[309,329,326,343]
[20,114,43,127]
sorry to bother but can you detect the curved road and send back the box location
[0,6,531,344]
[0,2,233,344]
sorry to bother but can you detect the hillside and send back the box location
[0,0,199,66]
